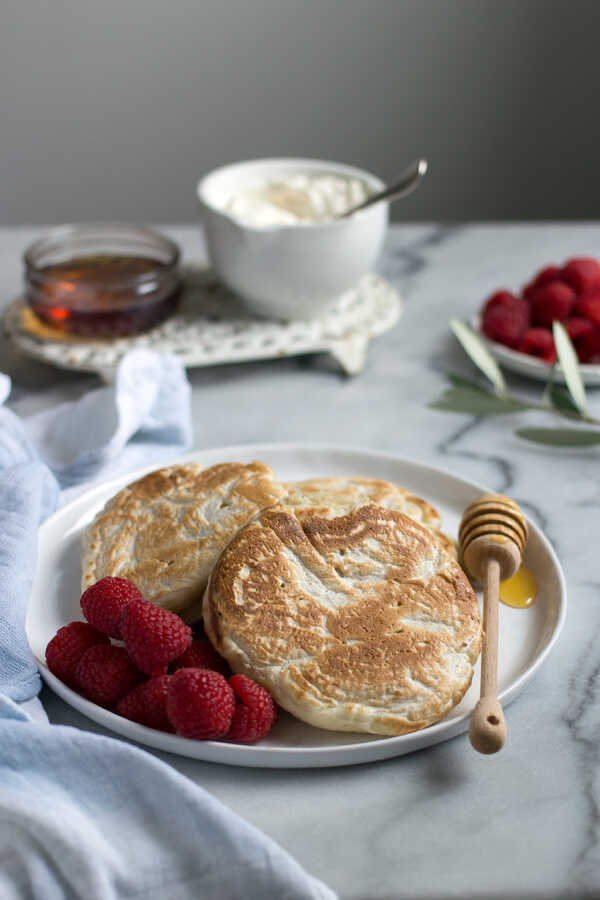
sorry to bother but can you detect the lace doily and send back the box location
[4,267,402,379]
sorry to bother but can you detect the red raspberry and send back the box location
[76,644,142,708]
[225,674,278,744]
[580,333,600,364]
[481,296,529,348]
[523,265,561,300]
[120,597,192,676]
[166,668,235,739]
[482,290,521,313]
[574,292,600,326]
[116,674,174,731]
[530,281,575,327]
[45,621,110,689]
[80,577,142,639]
[561,258,600,295]
[565,316,594,340]
[566,318,600,363]
[518,328,557,363]
[170,640,231,677]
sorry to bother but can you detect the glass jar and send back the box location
[24,223,181,337]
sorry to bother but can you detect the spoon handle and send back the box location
[469,557,507,754]
[341,158,428,218]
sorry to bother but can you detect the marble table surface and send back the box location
[1,224,597,900]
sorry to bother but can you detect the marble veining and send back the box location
[437,415,516,495]
[1,223,598,898]
[564,598,600,893]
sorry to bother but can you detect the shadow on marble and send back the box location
[354,895,579,900]
[185,351,342,390]
[41,685,473,793]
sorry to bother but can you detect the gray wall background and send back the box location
[2,0,600,225]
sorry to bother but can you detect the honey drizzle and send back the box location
[499,566,537,609]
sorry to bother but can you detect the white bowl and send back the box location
[197,157,388,320]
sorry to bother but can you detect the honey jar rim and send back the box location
[23,223,180,283]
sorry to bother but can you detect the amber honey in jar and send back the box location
[24,224,182,337]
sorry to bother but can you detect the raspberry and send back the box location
[580,334,600,364]
[518,328,557,363]
[523,265,561,300]
[565,317,594,341]
[171,640,231,677]
[481,296,529,348]
[561,258,600,295]
[574,292,600,326]
[45,621,110,689]
[530,281,575,327]
[116,674,174,731]
[76,644,142,708]
[566,318,600,363]
[166,668,235,739]
[120,597,192,676]
[482,290,521,313]
[80,577,143,639]
[225,674,278,744]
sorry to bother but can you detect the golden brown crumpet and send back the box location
[82,461,286,623]
[282,476,455,555]
[204,503,481,736]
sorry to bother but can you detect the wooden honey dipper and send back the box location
[459,493,528,755]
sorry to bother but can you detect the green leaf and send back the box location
[541,364,556,408]
[447,372,492,391]
[450,319,507,395]
[516,427,600,447]
[430,385,531,416]
[548,383,580,416]
[553,321,588,418]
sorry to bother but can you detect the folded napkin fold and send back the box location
[0,352,335,900]
[24,349,193,488]
[0,348,192,702]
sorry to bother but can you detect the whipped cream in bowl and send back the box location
[220,173,371,228]
[197,158,388,320]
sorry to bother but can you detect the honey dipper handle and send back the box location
[469,558,507,754]
[469,696,506,754]
[481,557,500,699]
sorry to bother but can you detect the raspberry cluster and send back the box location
[480,257,600,364]
[45,577,277,744]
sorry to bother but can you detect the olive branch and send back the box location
[430,320,600,447]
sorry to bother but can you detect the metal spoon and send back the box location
[340,158,428,218]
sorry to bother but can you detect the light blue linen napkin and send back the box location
[0,353,336,900]
[24,349,194,488]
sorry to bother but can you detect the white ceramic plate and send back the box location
[472,316,600,385]
[27,444,566,768]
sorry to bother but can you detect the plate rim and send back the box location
[28,441,568,767]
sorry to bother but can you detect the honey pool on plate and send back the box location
[500,566,538,609]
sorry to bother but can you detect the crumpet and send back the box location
[203,502,481,736]
[81,461,285,622]
[282,476,455,555]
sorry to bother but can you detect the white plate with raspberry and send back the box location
[473,316,600,386]
[26,444,566,768]
[474,257,600,385]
